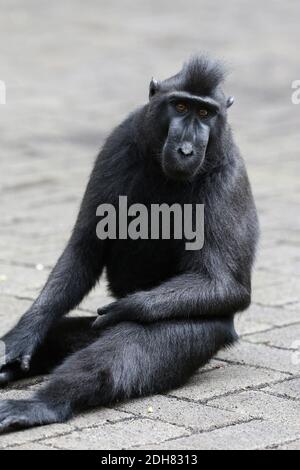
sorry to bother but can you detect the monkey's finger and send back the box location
[20,355,32,372]
[92,314,119,330]
[92,316,107,329]
[0,353,21,369]
[0,372,11,387]
[0,368,19,387]
[97,305,111,316]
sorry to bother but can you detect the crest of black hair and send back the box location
[161,55,227,96]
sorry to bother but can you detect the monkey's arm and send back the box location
[0,170,106,375]
[1,233,104,375]
[93,269,251,329]
[0,133,134,381]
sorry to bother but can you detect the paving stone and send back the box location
[262,378,300,400]
[282,302,300,312]
[209,391,300,432]
[217,341,300,375]
[43,418,188,450]
[252,280,300,307]
[168,365,287,402]
[0,296,32,335]
[140,420,300,450]
[245,324,300,350]
[115,395,250,432]
[252,270,288,290]
[199,359,228,373]
[235,311,272,336]
[11,443,56,450]
[277,439,300,450]
[0,407,133,449]
[67,408,134,430]
[236,304,300,337]
[0,263,48,299]
[0,422,75,449]
[256,246,300,277]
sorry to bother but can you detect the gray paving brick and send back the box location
[217,341,300,375]
[168,365,287,402]
[11,443,57,450]
[236,304,300,337]
[138,420,300,450]
[209,391,300,432]
[68,408,135,430]
[115,395,250,432]
[282,302,300,312]
[43,418,188,450]
[245,324,300,350]
[252,280,300,308]
[0,263,48,299]
[0,407,133,449]
[0,421,75,449]
[262,378,300,400]
[277,439,300,450]
[0,297,32,335]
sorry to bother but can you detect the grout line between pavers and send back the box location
[125,417,262,450]
[110,403,252,435]
[170,374,298,407]
[0,258,52,271]
[214,357,295,376]
[253,300,299,309]
[265,436,300,450]
[259,389,299,403]
[0,415,140,450]
[240,320,300,338]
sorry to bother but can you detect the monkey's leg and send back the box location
[0,317,237,432]
[0,316,99,386]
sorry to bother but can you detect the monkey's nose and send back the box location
[178,142,194,157]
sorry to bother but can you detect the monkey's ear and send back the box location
[226,96,235,108]
[149,78,160,99]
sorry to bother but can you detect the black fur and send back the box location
[0,56,258,432]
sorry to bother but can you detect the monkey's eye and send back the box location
[175,103,188,113]
[198,109,208,117]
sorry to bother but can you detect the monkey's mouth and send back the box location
[161,146,206,181]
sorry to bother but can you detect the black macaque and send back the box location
[0,56,259,432]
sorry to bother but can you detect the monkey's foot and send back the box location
[0,400,65,433]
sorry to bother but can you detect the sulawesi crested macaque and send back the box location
[0,56,259,431]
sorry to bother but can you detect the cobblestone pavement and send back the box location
[0,0,299,450]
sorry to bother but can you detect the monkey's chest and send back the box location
[105,238,182,298]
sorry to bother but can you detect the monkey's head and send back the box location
[146,56,234,181]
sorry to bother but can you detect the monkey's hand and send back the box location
[93,299,140,329]
[0,326,42,386]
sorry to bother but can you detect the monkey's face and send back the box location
[162,94,217,181]
[148,83,234,181]
[150,92,224,181]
